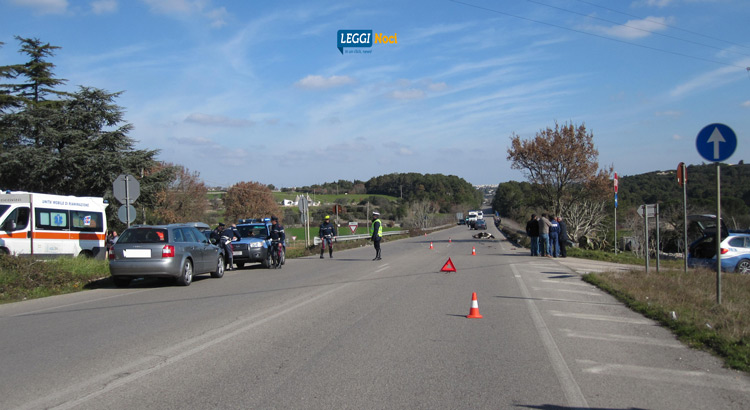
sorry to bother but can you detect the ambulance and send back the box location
[0,191,108,259]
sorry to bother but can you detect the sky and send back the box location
[1,0,749,189]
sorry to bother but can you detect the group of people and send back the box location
[318,211,383,261]
[525,213,569,258]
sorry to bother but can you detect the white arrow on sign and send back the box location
[707,127,726,160]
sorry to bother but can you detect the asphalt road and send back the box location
[1,224,749,409]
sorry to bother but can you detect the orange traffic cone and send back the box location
[449,237,452,243]
[430,242,434,249]
[466,292,483,319]
[471,246,476,256]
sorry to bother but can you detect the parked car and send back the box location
[687,215,750,274]
[108,224,224,287]
[188,222,225,265]
[474,219,487,230]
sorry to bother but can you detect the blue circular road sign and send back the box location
[696,123,737,162]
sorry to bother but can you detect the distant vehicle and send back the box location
[0,191,107,258]
[474,219,487,230]
[687,215,750,274]
[467,211,478,229]
[109,224,224,287]
[457,219,466,225]
[231,219,284,269]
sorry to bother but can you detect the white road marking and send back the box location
[560,329,685,348]
[532,287,604,297]
[548,310,654,325]
[578,360,750,393]
[540,280,591,287]
[511,264,589,408]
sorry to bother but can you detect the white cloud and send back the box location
[295,75,354,89]
[140,0,228,27]
[742,101,750,108]
[655,110,682,118]
[593,17,671,40]
[91,0,117,14]
[184,113,254,127]
[9,0,68,14]
[427,82,448,92]
[389,89,425,100]
[670,62,750,97]
[643,0,673,7]
[672,134,683,140]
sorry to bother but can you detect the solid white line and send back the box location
[577,360,750,393]
[511,264,589,408]
[539,280,590,287]
[548,310,653,325]
[532,287,603,297]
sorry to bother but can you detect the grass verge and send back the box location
[0,256,110,304]
[584,268,750,372]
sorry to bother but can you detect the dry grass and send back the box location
[584,268,750,372]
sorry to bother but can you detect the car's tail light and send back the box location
[720,248,729,255]
[108,248,115,260]
[162,245,175,258]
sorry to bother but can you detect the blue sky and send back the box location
[1,0,749,189]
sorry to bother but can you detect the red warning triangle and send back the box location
[441,257,456,272]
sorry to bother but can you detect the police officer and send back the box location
[319,215,337,259]
[218,223,240,270]
[371,211,383,261]
[269,216,286,268]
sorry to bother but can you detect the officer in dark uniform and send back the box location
[269,216,286,268]
[319,215,337,259]
[371,211,383,261]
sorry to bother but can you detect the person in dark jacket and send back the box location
[218,223,240,270]
[549,216,560,257]
[319,215,337,259]
[556,216,569,258]
[525,214,540,256]
[269,216,286,268]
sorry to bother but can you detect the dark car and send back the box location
[231,220,284,269]
[108,224,224,287]
[474,219,487,230]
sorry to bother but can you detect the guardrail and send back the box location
[313,230,409,246]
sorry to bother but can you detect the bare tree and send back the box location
[403,200,439,229]
[565,199,608,243]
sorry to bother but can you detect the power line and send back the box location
[571,0,750,51]
[525,0,750,58]
[449,0,748,70]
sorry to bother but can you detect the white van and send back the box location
[0,191,108,258]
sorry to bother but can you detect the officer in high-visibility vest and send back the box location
[371,211,383,261]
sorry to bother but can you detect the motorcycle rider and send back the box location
[269,216,286,268]
[319,215,337,259]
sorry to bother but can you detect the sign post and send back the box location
[677,162,688,274]
[696,123,738,305]
[614,172,618,255]
[113,174,140,228]
[637,204,657,273]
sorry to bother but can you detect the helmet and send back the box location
[324,215,330,219]
[271,216,278,222]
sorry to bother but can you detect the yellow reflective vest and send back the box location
[372,219,383,239]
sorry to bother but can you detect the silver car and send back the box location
[108,224,224,287]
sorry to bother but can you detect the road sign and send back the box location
[677,162,687,186]
[113,174,140,204]
[637,204,656,217]
[117,204,137,223]
[348,222,358,234]
[613,172,618,193]
[696,123,737,162]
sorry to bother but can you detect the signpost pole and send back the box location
[681,164,688,274]
[125,175,131,228]
[716,163,722,305]
[614,172,618,255]
[655,203,660,273]
[644,205,649,273]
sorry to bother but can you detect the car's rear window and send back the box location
[119,228,169,243]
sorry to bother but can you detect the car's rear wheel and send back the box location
[176,259,193,286]
[113,277,131,288]
[211,255,225,278]
[735,259,750,274]
[262,251,272,269]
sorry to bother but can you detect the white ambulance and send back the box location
[0,191,108,259]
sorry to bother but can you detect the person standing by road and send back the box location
[269,216,286,268]
[549,215,560,258]
[219,223,240,271]
[538,213,553,257]
[557,216,569,258]
[371,211,383,261]
[525,214,539,256]
[319,215,337,259]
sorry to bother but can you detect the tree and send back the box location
[507,122,612,241]
[223,181,280,223]
[0,37,165,218]
[153,164,209,224]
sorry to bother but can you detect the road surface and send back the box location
[1,224,748,409]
